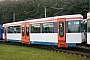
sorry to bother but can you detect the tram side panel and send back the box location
[7,33,21,42]
[30,21,58,46]
[3,25,22,42]
[29,19,77,47]
[30,33,58,46]
[66,19,84,44]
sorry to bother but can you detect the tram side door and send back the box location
[21,23,30,44]
[25,22,30,44]
[57,18,68,48]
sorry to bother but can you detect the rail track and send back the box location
[0,40,90,59]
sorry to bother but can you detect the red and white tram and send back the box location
[2,14,85,48]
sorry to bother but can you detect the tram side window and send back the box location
[42,22,54,33]
[67,21,80,33]
[14,26,20,33]
[8,26,14,33]
[87,19,90,32]
[31,23,40,33]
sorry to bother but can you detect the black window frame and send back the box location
[66,20,82,33]
[8,26,14,33]
[14,26,21,33]
[30,22,58,33]
[42,22,54,33]
[31,23,41,33]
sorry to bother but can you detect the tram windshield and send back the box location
[67,20,84,33]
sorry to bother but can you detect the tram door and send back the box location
[58,18,68,48]
[21,23,30,44]
[4,27,7,42]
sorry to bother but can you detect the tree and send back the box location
[0,0,88,24]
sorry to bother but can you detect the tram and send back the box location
[2,14,85,48]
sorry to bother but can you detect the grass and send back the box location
[0,44,89,60]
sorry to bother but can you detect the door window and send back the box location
[59,21,64,37]
[26,27,29,36]
[22,27,25,36]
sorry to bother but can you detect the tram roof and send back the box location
[3,14,83,27]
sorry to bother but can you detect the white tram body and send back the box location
[3,14,84,48]
[87,12,90,44]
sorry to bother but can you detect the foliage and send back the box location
[0,0,89,24]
